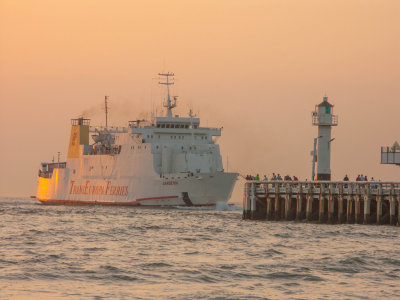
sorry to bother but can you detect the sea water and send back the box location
[0,197,399,299]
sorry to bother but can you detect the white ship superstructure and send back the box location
[36,73,238,206]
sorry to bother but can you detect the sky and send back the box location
[0,0,399,200]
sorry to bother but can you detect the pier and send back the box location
[243,181,400,225]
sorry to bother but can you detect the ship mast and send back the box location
[158,72,176,118]
[105,95,109,127]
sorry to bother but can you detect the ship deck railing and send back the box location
[38,162,66,178]
[89,126,128,133]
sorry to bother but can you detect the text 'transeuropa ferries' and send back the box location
[36,73,238,206]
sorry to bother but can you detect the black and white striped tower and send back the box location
[312,96,338,181]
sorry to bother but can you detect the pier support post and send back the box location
[266,197,274,220]
[354,186,361,224]
[347,198,353,223]
[363,185,371,224]
[243,183,251,219]
[285,184,294,220]
[376,184,383,225]
[274,196,281,221]
[296,186,304,220]
[327,184,335,223]
[390,197,396,225]
[265,183,272,220]
[377,185,383,225]
[250,183,257,219]
[274,185,281,221]
[319,185,326,223]
[346,185,354,223]
[398,194,400,225]
[306,188,313,221]
[376,196,382,225]
[338,185,345,223]
[390,186,396,225]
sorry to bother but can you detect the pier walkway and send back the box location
[243,181,400,225]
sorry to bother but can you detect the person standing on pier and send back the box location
[371,177,377,188]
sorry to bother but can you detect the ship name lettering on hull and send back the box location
[69,180,128,196]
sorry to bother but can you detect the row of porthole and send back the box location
[84,165,109,171]
[144,135,207,140]
[129,144,200,151]
[156,124,191,129]
[162,173,196,179]
[153,145,197,150]
[169,135,207,140]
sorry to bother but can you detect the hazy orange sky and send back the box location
[1,0,399,200]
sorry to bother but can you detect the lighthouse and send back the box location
[311,96,338,180]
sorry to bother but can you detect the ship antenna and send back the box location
[105,95,109,127]
[158,72,176,118]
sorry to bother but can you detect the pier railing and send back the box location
[243,181,400,225]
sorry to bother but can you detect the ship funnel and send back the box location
[68,118,90,158]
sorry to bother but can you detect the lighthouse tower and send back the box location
[312,96,338,180]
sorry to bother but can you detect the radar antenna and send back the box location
[158,72,176,118]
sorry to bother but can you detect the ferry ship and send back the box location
[36,73,238,206]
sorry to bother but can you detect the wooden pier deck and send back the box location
[243,181,400,225]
